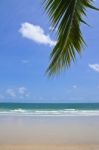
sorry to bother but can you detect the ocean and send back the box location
[0,103,99,116]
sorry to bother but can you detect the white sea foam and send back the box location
[10,109,26,113]
[0,109,99,116]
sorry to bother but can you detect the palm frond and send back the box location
[43,0,99,76]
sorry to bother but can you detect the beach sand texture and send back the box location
[0,145,99,150]
[0,115,99,150]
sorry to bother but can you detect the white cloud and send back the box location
[72,85,77,89]
[6,89,16,98]
[89,64,99,72]
[6,87,30,99]
[18,87,30,98]
[19,22,56,46]
[18,87,28,95]
[21,60,29,64]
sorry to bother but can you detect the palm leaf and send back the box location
[43,0,99,76]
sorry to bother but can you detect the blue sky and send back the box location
[0,0,99,103]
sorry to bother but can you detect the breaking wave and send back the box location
[0,108,99,116]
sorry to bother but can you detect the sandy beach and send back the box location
[0,145,99,150]
[0,115,99,149]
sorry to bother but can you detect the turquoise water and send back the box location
[0,103,99,116]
